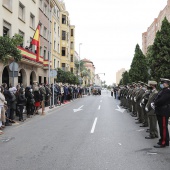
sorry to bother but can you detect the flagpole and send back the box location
[48,0,51,85]
[48,0,52,108]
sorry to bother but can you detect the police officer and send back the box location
[152,78,170,148]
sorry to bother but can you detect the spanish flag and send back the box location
[31,24,40,62]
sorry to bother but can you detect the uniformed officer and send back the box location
[152,78,170,148]
[135,82,146,124]
[145,81,158,139]
[140,83,152,127]
[131,83,138,117]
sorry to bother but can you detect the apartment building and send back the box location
[116,68,126,85]
[0,0,76,86]
[0,0,42,86]
[142,0,170,55]
[59,0,75,73]
[82,58,95,86]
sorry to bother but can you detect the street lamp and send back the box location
[79,43,82,85]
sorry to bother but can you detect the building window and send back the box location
[62,47,66,56]
[18,30,24,47]
[71,42,74,49]
[62,31,66,40]
[30,13,35,29]
[62,15,66,24]
[30,37,35,52]
[3,20,11,37]
[3,0,12,11]
[58,27,60,36]
[54,59,56,68]
[54,40,56,50]
[57,10,59,18]
[39,0,42,8]
[44,3,47,15]
[54,22,56,32]
[62,63,65,67]
[43,47,47,59]
[58,61,60,68]
[43,27,47,38]
[40,46,43,56]
[18,2,25,21]
[71,29,73,36]
[71,55,73,62]
[71,68,73,73]
[40,23,43,35]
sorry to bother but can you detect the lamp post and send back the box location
[79,43,82,85]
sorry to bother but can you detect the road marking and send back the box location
[98,105,101,110]
[115,105,125,113]
[136,129,145,132]
[118,143,122,146]
[147,152,157,155]
[100,100,102,103]
[91,117,98,133]
[73,105,84,113]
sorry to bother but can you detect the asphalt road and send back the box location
[0,90,170,170]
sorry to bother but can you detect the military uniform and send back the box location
[153,78,170,148]
[145,81,158,139]
[135,83,146,123]
[140,88,151,127]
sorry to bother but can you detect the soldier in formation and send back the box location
[119,78,170,148]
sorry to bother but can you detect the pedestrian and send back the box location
[0,86,6,134]
[3,83,12,126]
[9,87,17,123]
[25,87,35,118]
[39,83,46,115]
[152,78,170,148]
[17,88,26,121]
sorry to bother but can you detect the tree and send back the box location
[74,59,85,76]
[0,34,23,64]
[122,71,131,85]
[147,17,170,81]
[56,68,79,84]
[129,44,148,82]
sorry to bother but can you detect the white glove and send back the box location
[131,97,133,100]
[134,97,136,102]
[140,103,142,107]
[151,102,155,110]
[145,107,148,112]
[141,99,145,104]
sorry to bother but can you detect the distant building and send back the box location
[116,68,126,85]
[81,58,95,86]
[94,74,102,87]
[142,0,170,55]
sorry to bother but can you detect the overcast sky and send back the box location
[64,0,167,85]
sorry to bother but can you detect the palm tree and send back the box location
[74,59,86,76]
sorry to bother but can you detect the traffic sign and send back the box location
[9,62,18,71]
[50,70,57,77]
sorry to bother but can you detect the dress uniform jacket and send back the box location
[154,87,170,117]
[146,89,158,115]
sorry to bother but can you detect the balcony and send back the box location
[17,46,51,68]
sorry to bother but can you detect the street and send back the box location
[0,90,170,170]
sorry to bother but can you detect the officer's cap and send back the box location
[160,78,170,84]
[138,81,145,85]
[148,81,157,85]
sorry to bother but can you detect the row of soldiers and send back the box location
[119,78,170,148]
